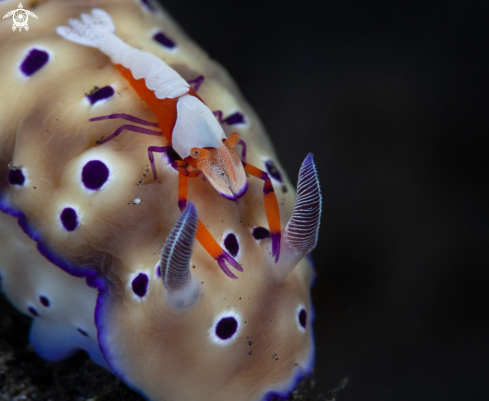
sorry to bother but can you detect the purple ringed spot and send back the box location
[216,317,238,340]
[8,169,25,186]
[20,49,49,77]
[153,31,176,49]
[141,0,157,12]
[60,207,78,231]
[265,160,283,183]
[223,233,239,257]
[78,328,89,337]
[223,112,245,125]
[39,296,50,307]
[28,306,39,317]
[82,160,109,190]
[87,86,115,105]
[298,308,307,329]
[252,226,271,240]
[210,311,241,344]
[132,273,149,298]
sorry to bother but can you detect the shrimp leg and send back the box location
[90,113,159,127]
[96,125,161,145]
[187,75,204,92]
[242,161,281,262]
[178,173,243,278]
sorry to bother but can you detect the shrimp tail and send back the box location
[57,9,189,99]
[56,9,115,49]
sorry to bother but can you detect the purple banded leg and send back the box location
[96,125,162,145]
[187,75,205,92]
[90,113,160,127]
[217,252,243,279]
[213,110,224,123]
[148,146,172,180]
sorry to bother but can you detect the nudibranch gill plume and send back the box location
[0,1,322,400]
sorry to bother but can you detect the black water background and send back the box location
[160,0,489,399]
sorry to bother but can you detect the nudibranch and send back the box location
[0,1,322,400]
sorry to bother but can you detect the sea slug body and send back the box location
[0,1,322,400]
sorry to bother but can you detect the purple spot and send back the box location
[223,112,245,125]
[299,308,307,329]
[60,208,78,232]
[132,273,149,297]
[82,160,109,190]
[156,264,161,278]
[87,86,114,105]
[214,111,245,125]
[20,49,49,77]
[78,328,89,337]
[265,160,283,183]
[215,317,238,340]
[39,296,50,307]
[141,0,156,12]
[28,306,39,317]
[252,227,271,240]
[8,169,25,186]
[153,31,176,49]
[224,233,239,257]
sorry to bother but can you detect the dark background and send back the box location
[159,0,489,400]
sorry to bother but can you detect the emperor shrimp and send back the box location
[57,8,282,278]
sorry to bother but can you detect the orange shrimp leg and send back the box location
[222,132,247,160]
[178,174,243,278]
[95,124,162,145]
[148,147,201,182]
[242,161,282,262]
[172,160,201,178]
[238,139,247,161]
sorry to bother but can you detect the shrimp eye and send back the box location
[190,147,210,159]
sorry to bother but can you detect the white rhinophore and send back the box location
[56,8,189,99]
[161,203,201,311]
[172,95,226,158]
[267,154,322,281]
